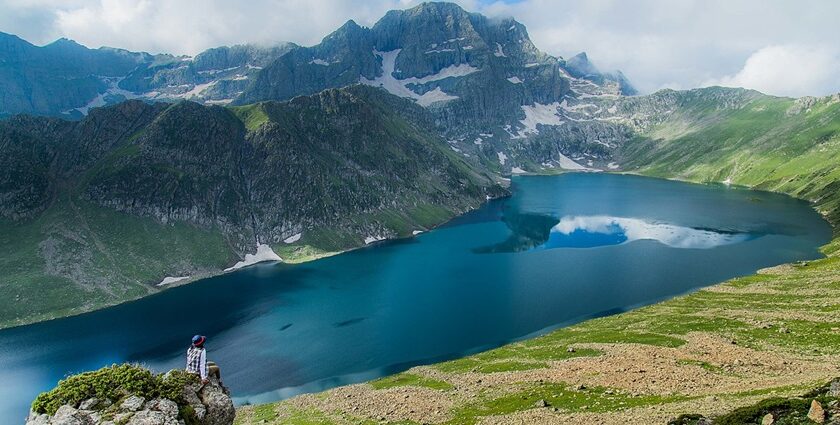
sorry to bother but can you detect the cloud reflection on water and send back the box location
[544,216,755,249]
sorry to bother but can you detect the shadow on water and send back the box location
[473,212,558,253]
[333,317,367,328]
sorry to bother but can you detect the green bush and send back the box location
[32,364,198,416]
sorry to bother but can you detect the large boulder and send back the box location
[26,366,235,425]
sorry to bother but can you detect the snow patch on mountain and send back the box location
[560,99,599,113]
[497,151,508,165]
[283,233,302,243]
[494,43,506,57]
[157,276,189,287]
[309,59,330,66]
[364,235,386,244]
[518,102,564,136]
[181,81,217,99]
[361,49,478,107]
[204,98,236,105]
[507,76,523,84]
[426,48,456,54]
[416,87,459,107]
[224,244,282,271]
[557,153,589,170]
[65,77,139,115]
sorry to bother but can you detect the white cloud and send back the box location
[703,45,840,98]
[1,0,839,97]
[477,0,840,97]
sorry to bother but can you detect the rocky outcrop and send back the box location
[26,375,235,425]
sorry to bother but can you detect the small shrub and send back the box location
[32,364,198,416]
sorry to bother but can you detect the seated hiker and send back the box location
[186,334,221,383]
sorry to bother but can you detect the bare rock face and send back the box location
[829,378,840,398]
[809,399,826,424]
[761,412,774,425]
[26,376,235,425]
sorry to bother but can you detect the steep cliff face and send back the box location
[236,2,573,129]
[231,3,648,176]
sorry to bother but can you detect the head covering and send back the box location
[192,335,206,347]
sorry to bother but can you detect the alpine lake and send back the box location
[0,173,832,423]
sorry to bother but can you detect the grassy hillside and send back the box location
[0,196,234,328]
[0,86,503,329]
[235,90,840,424]
[622,91,840,228]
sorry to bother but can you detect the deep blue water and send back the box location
[0,174,832,423]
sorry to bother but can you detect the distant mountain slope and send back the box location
[0,85,504,328]
[0,32,150,116]
[0,30,296,117]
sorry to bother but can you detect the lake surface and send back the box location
[0,174,832,423]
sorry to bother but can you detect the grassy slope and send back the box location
[0,195,234,329]
[236,92,840,424]
[622,93,840,228]
[1,90,499,329]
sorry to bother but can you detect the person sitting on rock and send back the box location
[186,334,221,384]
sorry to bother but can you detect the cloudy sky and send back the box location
[2,0,839,97]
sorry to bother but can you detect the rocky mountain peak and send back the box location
[565,52,598,78]
[564,51,637,95]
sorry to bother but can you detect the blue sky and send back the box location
[1,0,839,97]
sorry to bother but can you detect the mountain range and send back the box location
[1,1,838,328]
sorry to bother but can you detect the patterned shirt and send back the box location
[186,346,207,380]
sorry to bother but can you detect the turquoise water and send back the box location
[0,174,831,423]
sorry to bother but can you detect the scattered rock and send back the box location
[126,410,171,425]
[78,398,99,410]
[566,347,576,353]
[114,412,134,423]
[761,412,774,425]
[808,399,825,424]
[145,399,179,418]
[830,379,840,398]
[533,399,550,408]
[197,378,235,425]
[50,405,96,425]
[120,396,145,412]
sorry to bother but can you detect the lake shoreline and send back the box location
[3,172,833,425]
[1,170,831,331]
